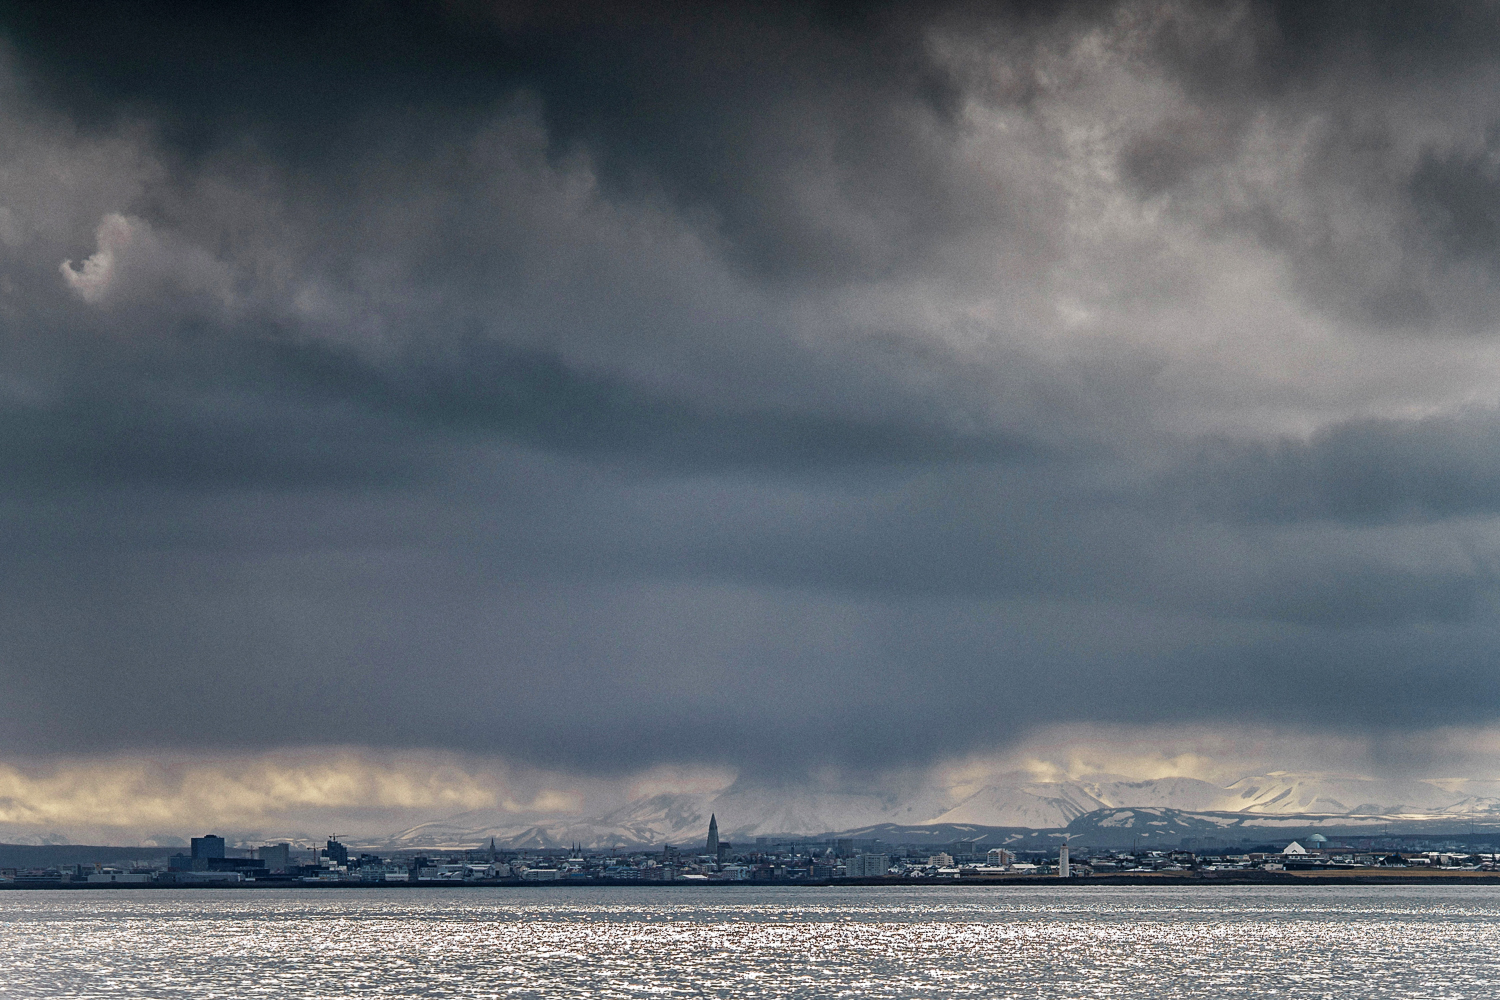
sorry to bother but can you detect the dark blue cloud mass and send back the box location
[1,0,1499,776]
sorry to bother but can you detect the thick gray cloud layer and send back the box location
[3,0,1500,776]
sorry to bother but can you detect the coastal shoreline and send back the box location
[6,872,1500,889]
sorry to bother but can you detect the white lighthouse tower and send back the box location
[1058,843,1070,878]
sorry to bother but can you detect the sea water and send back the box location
[2,884,1496,998]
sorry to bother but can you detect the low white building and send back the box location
[417,865,467,881]
[360,864,412,882]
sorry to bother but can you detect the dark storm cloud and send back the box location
[1,529,1495,769]
[0,0,1071,287]
[0,390,426,490]
[1168,411,1500,525]
[4,0,1500,776]
[1095,0,1500,332]
[261,338,1044,470]
[1266,0,1500,65]
[1411,138,1500,272]
[0,326,1042,495]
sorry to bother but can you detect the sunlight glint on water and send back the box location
[2,885,1497,998]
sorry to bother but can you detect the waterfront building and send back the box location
[164,870,243,883]
[87,870,151,883]
[190,835,226,860]
[256,844,291,873]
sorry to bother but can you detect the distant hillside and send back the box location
[1062,807,1500,847]
[368,772,1500,851]
[815,823,1061,846]
[0,844,181,869]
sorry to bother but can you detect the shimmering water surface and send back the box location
[2,884,1497,998]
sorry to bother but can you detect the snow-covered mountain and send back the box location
[930,775,1236,827]
[370,771,1500,850]
[383,784,953,850]
[932,772,1500,829]
[931,781,1103,827]
[1220,773,1467,815]
[1435,796,1500,816]
[387,791,720,850]
[710,784,952,838]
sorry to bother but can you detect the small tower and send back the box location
[706,814,719,856]
[1058,843,1070,878]
[488,837,497,864]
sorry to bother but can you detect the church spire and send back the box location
[706,813,719,855]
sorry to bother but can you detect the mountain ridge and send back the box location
[372,772,1500,850]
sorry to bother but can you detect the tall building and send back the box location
[987,848,1014,868]
[256,844,290,873]
[706,814,719,856]
[845,854,890,878]
[1058,844,1070,878]
[325,838,348,866]
[948,841,981,862]
[191,835,226,860]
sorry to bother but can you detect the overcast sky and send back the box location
[6,0,1500,839]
